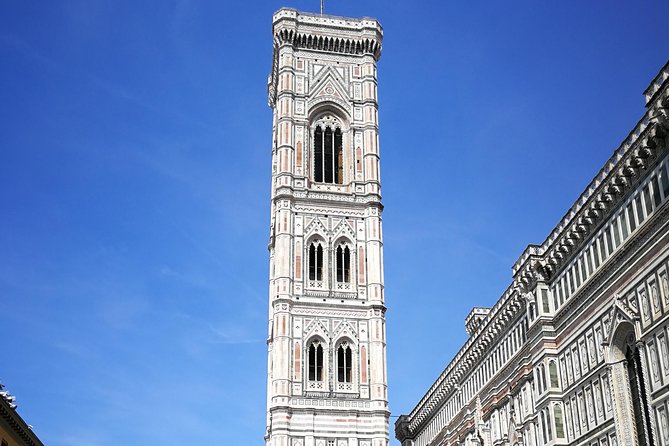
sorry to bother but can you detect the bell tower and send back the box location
[265,8,388,446]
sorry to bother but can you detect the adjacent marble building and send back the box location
[396,61,669,446]
[265,9,389,446]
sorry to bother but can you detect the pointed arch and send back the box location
[307,238,324,282]
[606,319,654,446]
[336,244,351,284]
[335,338,354,384]
[549,360,559,388]
[309,108,348,185]
[307,337,325,382]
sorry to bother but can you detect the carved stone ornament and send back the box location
[313,114,343,131]
[532,260,550,282]
[522,291,535,304]
[602,293,642,355]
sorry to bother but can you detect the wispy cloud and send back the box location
[207,323,264,345]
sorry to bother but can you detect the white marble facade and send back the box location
[395,62,669,446]
[265,9,389,446]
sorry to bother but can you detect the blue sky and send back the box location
[1,1,668,445]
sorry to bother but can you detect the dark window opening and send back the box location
[308,342,324,381]
[337,344,352,382]
[335,128,343,184]
[554,405,565,438]
[336,245,351,283]
[662,163,669,198]
[324,127,333,182]
[313,125,343,184]
[605,228,614,255]
[314,126,323,182]
[621,212,629,239]
[643,184,654,216]
[549,361,559,388]
[651,175,662,207]
[628,203,637,232]
[308,243,323,281]
[612,219,621,246]
[635,195,646,225]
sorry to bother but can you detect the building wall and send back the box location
[0,393,43,446]
[396,62,669,446]
[265,9,389,446]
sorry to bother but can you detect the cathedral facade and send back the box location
[396,61,669,446]
[265,9,389,446]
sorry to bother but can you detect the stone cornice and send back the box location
[553,199,669,327]
[513,66,669,286]
[0,396,43,446]
[402,285,525,435]
[272,8,383,61]
[644,60,669,106]
[274,186,383,208]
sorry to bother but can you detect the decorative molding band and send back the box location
[275,30,382,60]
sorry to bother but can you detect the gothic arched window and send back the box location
[549,360,559,388]
[308,241,324,281]
[336,244,351,283]
[554,404,565,439]
[308,340,324,381]
[313,123,343,184]
[537,364,546,394]
[337,342,352,383]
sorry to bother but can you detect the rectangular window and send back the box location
[546,408,553,440]
[598,235,606,261]
[586,249,594,275]
[621,211,629,239]
[568,270,575,294]
[662,161,669,198]
[580,256,587,283]
[635,194,646,225]
[314,127,323,182]
[651,174,662,207]
[605,227,613,255]
[592,243,600,269]
[628,202,637,232]
[544,288,554,312]
[612,218,621,247]
[574,262,581,288]
[644,183,654,216]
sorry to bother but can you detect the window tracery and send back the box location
[337,341,352,383]
[308,340,325,387]
[308,240,324,285]
[312,115,344,184]
[335,242,351,288]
